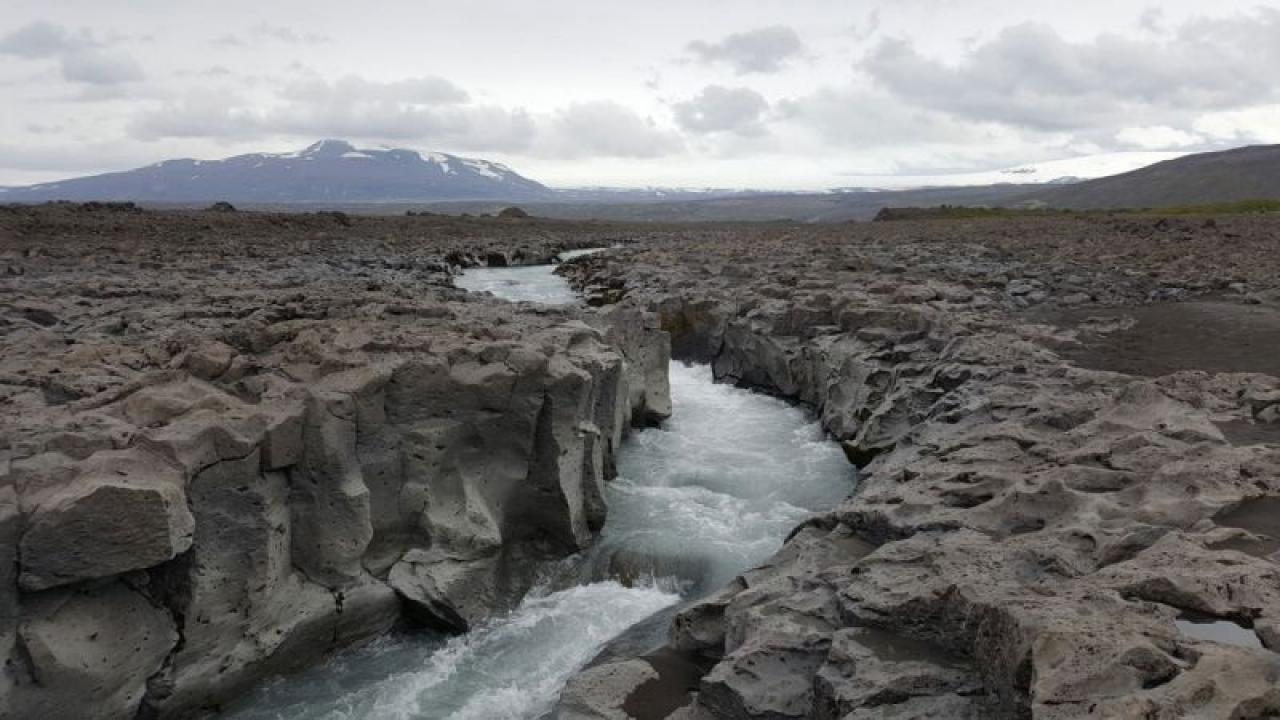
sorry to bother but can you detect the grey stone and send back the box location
[12,582,177,719]
[19,450,194,591]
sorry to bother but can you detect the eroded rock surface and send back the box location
[0,205,670,718]
[8,205,1280,719]
[557,215,1280,719]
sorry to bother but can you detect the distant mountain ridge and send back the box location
[565,145,1279,221]
[3,142,1278,220]
[0,140,552,204]
[1024,144,1280,209]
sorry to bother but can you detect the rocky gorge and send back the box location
[3,205,1280,719]
[556,214,1280,719]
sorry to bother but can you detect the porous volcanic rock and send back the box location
[555,213,1280,719]
[8,205,1280,719]
[0,205,670,718]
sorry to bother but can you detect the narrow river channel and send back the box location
[226,255,853,719]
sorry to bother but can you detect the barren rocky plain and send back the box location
[3,203,1280,719]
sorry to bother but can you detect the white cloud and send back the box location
[1114,125,1202,149]
[1193,106,1280,144]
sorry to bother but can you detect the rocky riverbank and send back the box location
[0,205,671,718]
[558,214,1280,719]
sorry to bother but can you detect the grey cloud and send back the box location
[128,92,260,141]
[0,20,143,85]
[72,82,166,103]
[687,25,804,74]
[62,48,145,85]
[542,101,682,158]
[849,10,882,42]
[263,75,510,148]
[130,89,680,160]
[1138,8,1166,33]
[129,77,533,152]
[214,23,331,47]
[268,104,535,151]
[673,86,768,135]
[24,123,64,135]
[250,23,331,45]
[0,139,170,173]
[0,21,82,58]
[861,9,1280,132]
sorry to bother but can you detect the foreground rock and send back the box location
[557,214,1280,718]
[0,205,670,718]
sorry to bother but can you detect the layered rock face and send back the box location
[0,206,670,718]
[559,216,1280,719]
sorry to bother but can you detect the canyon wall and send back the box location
[0,206,670,718]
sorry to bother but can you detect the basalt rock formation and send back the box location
[8,205,1280,719]
[557,215,1280,719]
[0,205,670,718]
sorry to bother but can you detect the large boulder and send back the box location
[388,548,510,632]
[19,450,193,591]
[10,582,178,719]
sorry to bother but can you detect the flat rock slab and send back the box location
[1041,301,1280,378]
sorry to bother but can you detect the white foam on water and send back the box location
[381,582,678,720]
[556,247,612,261]
[228,582,676,720]
[453,264,580,304]
[453,250,610,305]
[590,363,852,592]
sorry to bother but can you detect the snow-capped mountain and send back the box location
[0,140,552,204]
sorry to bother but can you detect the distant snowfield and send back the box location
[539,151,1192,195]
[833,151,1191,191]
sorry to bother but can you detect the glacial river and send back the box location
[227,253,853,719]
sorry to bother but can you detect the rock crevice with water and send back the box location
[558,217,1280,719]
[0,206,670,718]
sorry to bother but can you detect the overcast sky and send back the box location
[2,0,1278,189]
